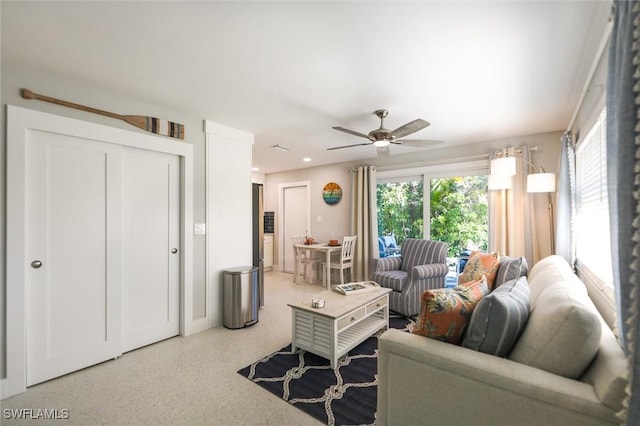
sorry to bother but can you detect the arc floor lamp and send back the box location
[488,148,557,253]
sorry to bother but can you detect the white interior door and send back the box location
[122,148,180,352]
[25,131,123,386]
[282,184,309,273]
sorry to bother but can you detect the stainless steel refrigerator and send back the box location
[252,183,264,306]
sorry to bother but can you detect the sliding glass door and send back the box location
[429,175,488,256]
[376,177,423,246]
[377,162,488,257]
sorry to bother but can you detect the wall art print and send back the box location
[322,182,342,205]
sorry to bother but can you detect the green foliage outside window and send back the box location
[376,180,424,246]
[377,175,488,257]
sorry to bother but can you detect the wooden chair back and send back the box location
[341,235,358,262]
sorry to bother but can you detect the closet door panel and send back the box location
[26,131,122,386]
[122,148,180,352]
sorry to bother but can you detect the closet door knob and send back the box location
[31,260,43,269]
[171,248,178,254]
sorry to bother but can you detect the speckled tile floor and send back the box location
[2,272,325,426]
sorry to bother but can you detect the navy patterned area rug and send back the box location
[237,314,412,426]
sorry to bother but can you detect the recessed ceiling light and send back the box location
[252,167,260,171]
[303,157,311,162]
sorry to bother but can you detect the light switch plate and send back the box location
[194,223,206,235]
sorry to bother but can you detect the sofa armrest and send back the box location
[411,263,448,280]
[377,329,618,426]
[372,256,402,273]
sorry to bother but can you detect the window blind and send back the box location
[575,109,613,287]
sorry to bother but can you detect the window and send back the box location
[575,109,613,288]
[377,161,489,257]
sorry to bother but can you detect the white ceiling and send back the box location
[2,1,611,174]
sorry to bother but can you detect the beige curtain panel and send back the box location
[350,166,378,281]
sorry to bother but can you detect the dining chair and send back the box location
[292,235,321,284]
[323,235,357,284]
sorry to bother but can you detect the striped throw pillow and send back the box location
[495,256,529,288]
[461,276,531,357]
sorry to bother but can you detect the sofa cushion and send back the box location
[495,256,528,288]
[527,255,587,306]
[508,281,602,379]
[459,251,501,289]
[412,276,489,345]
[461,276,530,357]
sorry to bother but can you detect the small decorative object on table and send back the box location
[333,281,380,295]
[328,239,340,246]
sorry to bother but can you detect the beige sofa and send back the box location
[377,255,628,426]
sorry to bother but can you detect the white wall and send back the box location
[205,121,253,327]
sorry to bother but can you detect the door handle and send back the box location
[31,260,43,269]
[171,248,178,254]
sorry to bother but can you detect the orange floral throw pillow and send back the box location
[459,251,501,290]
[412,277,489,345]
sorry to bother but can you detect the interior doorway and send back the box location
[279,181,311,273]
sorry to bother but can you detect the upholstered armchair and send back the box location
[371,238,449,316]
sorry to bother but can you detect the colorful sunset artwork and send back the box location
[322,182,342,205]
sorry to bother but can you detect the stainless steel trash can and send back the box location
[223,266,259,329]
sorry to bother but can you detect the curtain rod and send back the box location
[494,146,539,157]
[566,18,613,133]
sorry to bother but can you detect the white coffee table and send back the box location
[288,284,392,368]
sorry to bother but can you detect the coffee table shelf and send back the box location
[336,311,386,353]
[288,285,392,368]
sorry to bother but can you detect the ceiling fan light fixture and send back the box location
[373,139,390,148]
[329,110,438,151]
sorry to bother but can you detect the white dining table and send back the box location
[293,243,343,288]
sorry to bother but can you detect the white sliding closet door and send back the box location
[6,105,194,398]
[25,131,123,386]
[122,149,180,352]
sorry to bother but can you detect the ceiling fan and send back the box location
[328,109,444,151]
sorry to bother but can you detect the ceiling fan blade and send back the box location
[389,119,430,139]
[327,142,373,150]
[394,139,445,147]
[332,126,373,140]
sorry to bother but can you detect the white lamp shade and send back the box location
[527,172,556,193]
[373,139,390,147]
[490,156,516,176]
[488,174,513,190]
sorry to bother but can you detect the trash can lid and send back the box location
[224,266,258,274]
